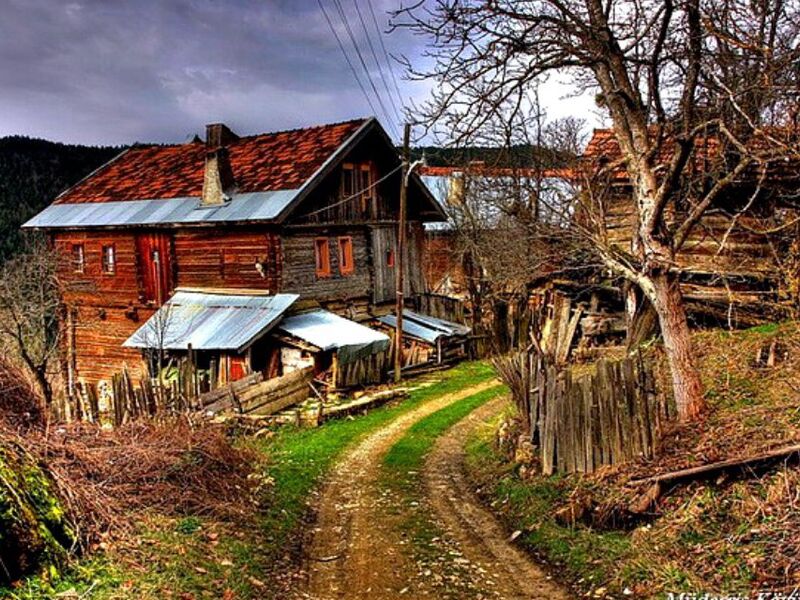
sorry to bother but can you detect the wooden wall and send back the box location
[54,226,283,385]
[602,187,780,279]
[174,229,281,290]
[281,228,372,303]
[54,231,153,385]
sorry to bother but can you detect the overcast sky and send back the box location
[0,0,599,146]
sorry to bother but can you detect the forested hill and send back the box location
[0,136,120,261]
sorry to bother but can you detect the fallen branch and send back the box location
[628,443,800,513]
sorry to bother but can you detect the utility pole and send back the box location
[394,123,411,383]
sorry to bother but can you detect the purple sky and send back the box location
[0,0,598,146]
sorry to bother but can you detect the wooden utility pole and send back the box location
[394,123,411,383]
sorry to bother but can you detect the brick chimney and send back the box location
[201,123,238,206]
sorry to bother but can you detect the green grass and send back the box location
[2,361,496,599]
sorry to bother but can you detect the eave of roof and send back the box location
[123,290,299,353]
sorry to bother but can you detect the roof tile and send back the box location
[56,118,367,204]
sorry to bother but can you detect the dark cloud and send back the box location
[0,0,427,144]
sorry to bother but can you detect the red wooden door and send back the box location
[229,355,248,381]
[136,233,173,304]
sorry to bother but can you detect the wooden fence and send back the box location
[74,366,315,426]
[413,292,465,324]
[334,351,389,389]
[494,352,673,475]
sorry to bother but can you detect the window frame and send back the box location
[72,244,85,274]
[341,163,355,199]
[337,236,354,276]
[314,237,331,278]
[101,244,116,275]
[359,163,373,213]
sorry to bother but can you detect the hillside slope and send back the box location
[0,136,120,260]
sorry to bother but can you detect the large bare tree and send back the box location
[396,0,800,420]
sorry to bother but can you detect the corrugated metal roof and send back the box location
[278,309,390,364]
[404,309,471,336]
[123,290,298,352]
[377,309,471,344]
[22,190,299,229]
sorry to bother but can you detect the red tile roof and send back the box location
[55,118,368,204]
[582,126,800,183]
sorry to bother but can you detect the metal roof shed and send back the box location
[376,309,470,344]
[277,309,390,365]
[123,290,299,353]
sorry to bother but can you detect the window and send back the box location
[386,248,395,268]
[341,162,374,216]
[72,244,85,273]
[338,237,354,275]
[359,164,373,212]
[101,244,116,274]
[314,238,330,277]
[342,163,355,198]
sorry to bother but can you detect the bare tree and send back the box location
[396,0,800,420]
[0,238,63,407]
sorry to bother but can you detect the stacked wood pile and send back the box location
[200,367,314,416]
[494,351,673,475]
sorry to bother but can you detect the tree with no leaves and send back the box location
[0,239,63,408]
[396,0,800,421]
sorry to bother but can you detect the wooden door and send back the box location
[136,233,173,304]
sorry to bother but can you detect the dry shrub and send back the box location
[0,356,42,429]
[42,417,258,546]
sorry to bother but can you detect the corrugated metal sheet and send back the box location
[123,290,298,352]
[377,309,471,344]
[22,190,300,229]
[278,309,390,364]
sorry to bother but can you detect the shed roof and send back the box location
[377,309,470,345]
[278,309,390,364]
[123,290,298,353]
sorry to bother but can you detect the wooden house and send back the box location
[578,128,798,328]
[24,117,446,389]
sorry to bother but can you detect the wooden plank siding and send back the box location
[602,188,781,279]
[281,228,372,303]
[173,228,281,291]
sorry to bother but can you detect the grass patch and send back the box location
[2,361,495,599]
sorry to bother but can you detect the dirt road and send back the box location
[295,381,567,599]
[424,397,569,599]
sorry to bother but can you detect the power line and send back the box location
[351,0,403,127]
[317,0,380,122]
[330,0,399,139]
[366,0,406,113]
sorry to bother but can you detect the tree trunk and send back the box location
[649,273,706,421]
[33,366,53,409]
